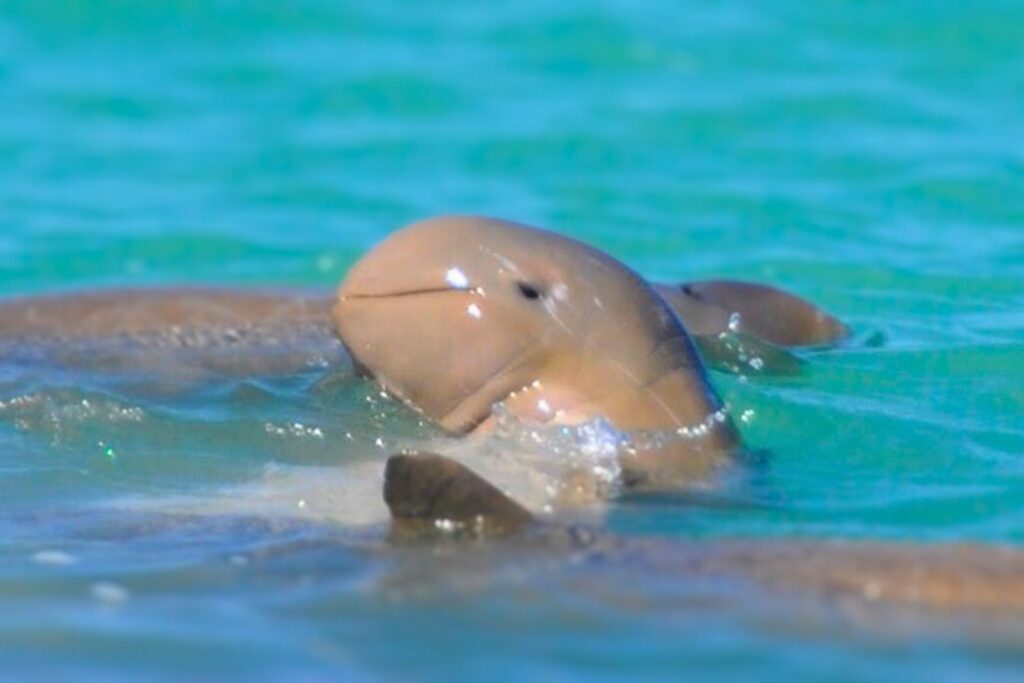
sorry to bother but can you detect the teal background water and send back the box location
[2,1,1024,680]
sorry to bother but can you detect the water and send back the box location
[2,1,1023,680]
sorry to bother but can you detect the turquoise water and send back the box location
[2,1,1024,680]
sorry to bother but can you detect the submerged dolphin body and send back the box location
[382,454,1024,614]
[383,452,1024,613]
[654,280,847,348]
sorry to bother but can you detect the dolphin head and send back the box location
[334,215,738,485]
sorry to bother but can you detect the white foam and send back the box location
[118,460,391,527]
[109,400,733,529]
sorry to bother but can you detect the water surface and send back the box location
[1,1,1023,680]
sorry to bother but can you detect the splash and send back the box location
[479,400,738,510]
[491,403,625,499]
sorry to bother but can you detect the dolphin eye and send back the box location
[516,281,543,301]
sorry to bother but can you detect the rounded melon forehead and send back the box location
[339,215,675,335]
[333,214,713,437]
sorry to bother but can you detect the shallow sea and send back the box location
[1,1,1023,681]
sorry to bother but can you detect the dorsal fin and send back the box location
[383,452,534,538]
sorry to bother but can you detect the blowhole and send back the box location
[517,282,543,301]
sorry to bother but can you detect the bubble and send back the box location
[485,400,740,506]
[265,422,325,440]
[489,403,625,501]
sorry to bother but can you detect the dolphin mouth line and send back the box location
[340,287,470,301]
[441,339,545,433]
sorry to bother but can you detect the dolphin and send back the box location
[655,280,846,375]
[333,215,740,490]
[654,280,847,348]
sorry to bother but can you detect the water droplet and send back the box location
[98,442,117,461]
